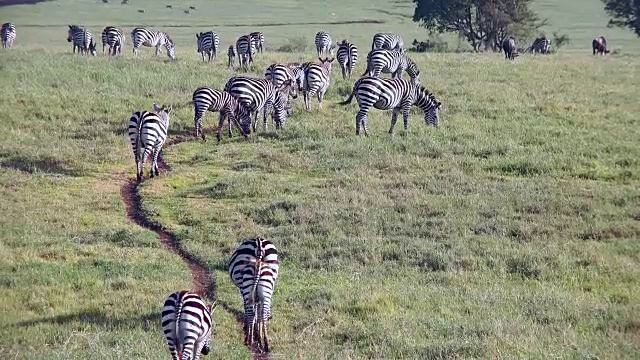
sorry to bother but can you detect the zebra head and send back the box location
[201,301,217,355]
[278,79,297,100]
[318,57,335,74]
[67,25,79,42]
[415,87,441,127]
[153,103,173,126]
[89,40,97,56]
[164,35,176,60]
[235,102,253,136]
[406,57,420,85]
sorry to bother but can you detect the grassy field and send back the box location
[1,0,639,359]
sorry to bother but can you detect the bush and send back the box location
[277,36,307,53]
[551,32,570,53]
[409,36,448,53]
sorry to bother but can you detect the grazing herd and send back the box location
[0,20,618,358]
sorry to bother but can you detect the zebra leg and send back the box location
[155,44,161,56]
[402,105,411,134]
[303,90,310,111]
[195,110,205,140]
[166,338,179,360]
[388,108,400,136]
[217,112,226,142]
[134,151,142,182]
[151,146,161,177]
[341,65,347,80]
[317,90,324,110]
[355,107,370,137]
[180,342,195,360]
[140,146,152,181]
[192,341,206,360]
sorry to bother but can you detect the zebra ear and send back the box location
[153,103,161,112]
[196,33,200,39]
[318,57,323,63]
[165,105,173,114]
[437,101,442,109]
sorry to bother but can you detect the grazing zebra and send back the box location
[227,45,236,68]
[371,32,404,51]
[192,86,251,142]
[314,31,333,56]
[592,36,609,55]
[67,25,97,56]
[1,23,16,48]
[235,34,255,69]
[162,290,216,360]
[131,27,175,60]
[303,57,334,110]
[337,39,358,79]
[529,37,551,55]
[502,37,518,60]
[340,76,441,136]
[101,26,125,56]
[271,88,292,130]
[228,237,280,352]
[250,31,265,53]
[224,76,297,132]
[127,103,172,182]
[363,49,420,85]
[196,31,219,62]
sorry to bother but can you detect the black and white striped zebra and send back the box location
[265,63,304,92]
[127,103,172,182]
[67,25,97,56]
[502,37,518,60]
[314,31,334,56]
[235,34,255,69]
[228,237,280,352]
[131,27,175,60]
[363,49,420,85]
[192,86,251,142]
[303,57,334,110]
[101,26,125,56]
[340,76,441,136]
[592,36,609,55]
[371,32,404,51]
[271,88,293,130]
[227,45,236,68]
[224,76,297,132]
[336,39,358,79]
[162,290,216,360]
[196,31,219,62]
[1,23,16,49]
[250,31,265,53]
[529,37,551,55]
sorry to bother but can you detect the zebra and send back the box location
[67,25,97,56]
[227,45,236,68]
[336,39,358,79]
[529,37,551,55]
[502,37,518,60]
[362,49,420,85]
[131,27,175,60]
[162,290,216,360]
[371,32,404,51]
[101,26,125,56]
[192,86,252,142]
[265,63,304,92]
[1,23,16,49]
[592,36,609,55]
[127,103,172,182]
[339,76,441,137]
[228,237,280,353]
[303,57,334,110]
[271,88,292,130]
[224,76,297,132]
[196,31,219,63]
[314,31,334,56]
[250,31,265,53]
[235,34,255,70]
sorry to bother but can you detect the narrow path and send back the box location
[120,130,271,359]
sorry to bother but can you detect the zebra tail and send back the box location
[136,115,144,159]
[338,85,356,105]
[174,294,184,355]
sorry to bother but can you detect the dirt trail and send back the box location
[120,130,271,358]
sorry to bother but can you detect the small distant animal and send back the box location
[101,26,125,56]
[121,0,129,4]
[1,23,17,48]
[196,31,219,62]
[249,31,265,53]
[184,10,190,14]
[67,25,97,56]
[235,34,255,70]
[128,104,172,182]
[102,0,109,3]
[138,9,144,13]
[166,5,172,8]
[227,45,235,67]
[131,27,175,60]
[502,37,518,60]
[529,37,551,55]
[592,36,609,55]
[162,291,216,360]
[189,6,196,9]
[314,31,333,56]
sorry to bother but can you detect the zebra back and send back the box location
[372,33,404,51]
[67,25,96,55]
[250,31,265,52]
[196,31,219,62]
[235,35,255,68]
[2,23,16,48]
[162,290,215,360]
[337,40,358,79]
[530,37,550,54]
[314,31,333,55]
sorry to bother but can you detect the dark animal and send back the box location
[592,36,609,55]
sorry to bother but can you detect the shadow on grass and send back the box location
[16,310,161,331]
[0,155,83,177]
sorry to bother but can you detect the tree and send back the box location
[412,0,547,51]
[602,0,640,37]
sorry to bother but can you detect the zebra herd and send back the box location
[161,237,279,358]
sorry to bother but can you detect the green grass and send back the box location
[1,0,640,359]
